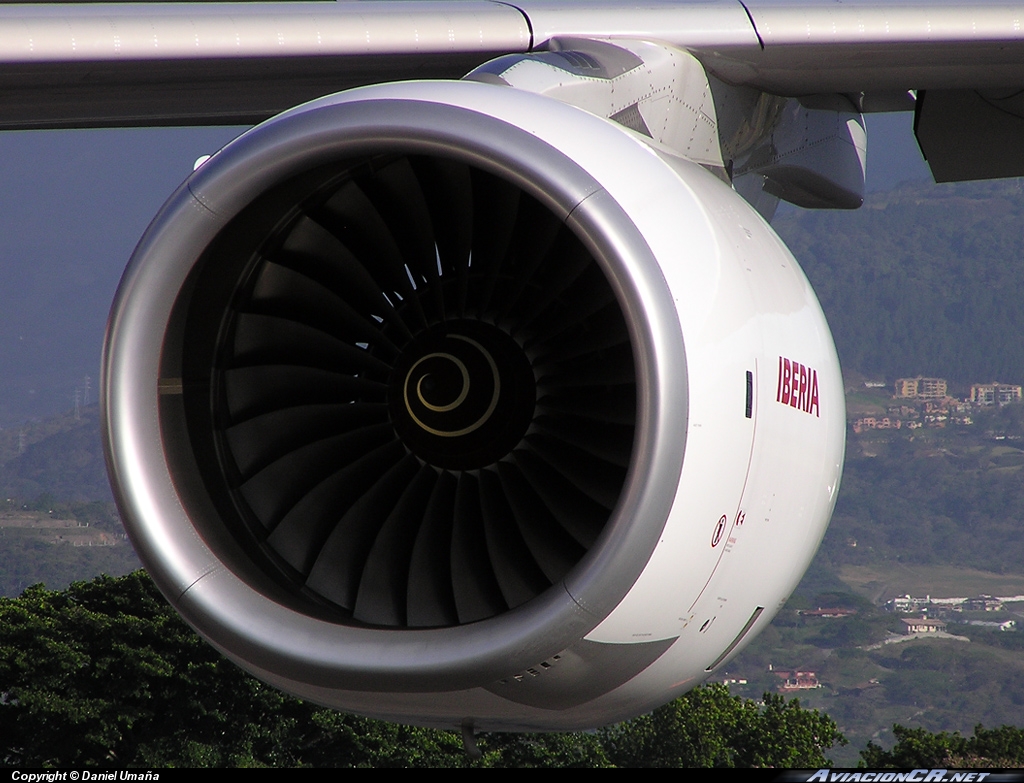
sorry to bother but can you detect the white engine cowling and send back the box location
[103,80,844,732]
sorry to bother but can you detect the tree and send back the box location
[0,572,320,766]
[599,684,845,768]
[0,572,610,767]
[861,724,1024,768]
[0,572,846,768]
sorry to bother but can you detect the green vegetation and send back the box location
[599,686,844,768]
[0,406,139,596]
[0,573,843,768]
[727,582,1024,766]
[729,378,1024,765]
[0,405,112,503]
[775,179,1024,386]
[0,497,139,596]
[862,724,1024,767]
[823,421,1024,576]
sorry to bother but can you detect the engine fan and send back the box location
[179,153,636,629]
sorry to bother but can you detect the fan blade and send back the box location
[353,464,439,626]
[406,470,460,627]
[511,448,609,548]
[479,468,551,608]
[238,423,395,529]
[223,365,386,424]
[266,440,407,575]
[496,461,583,583]
[225,403,389,480]
[450,472,507,623]
[249,260,401,359]
[305,454,422,611]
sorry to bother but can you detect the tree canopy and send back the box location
[0,571,845,768]
[861,724,1024,768]
[598,683,845,768]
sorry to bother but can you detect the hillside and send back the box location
[775,179,1024,387]
[0,406,138,594]
[0,405,112,503]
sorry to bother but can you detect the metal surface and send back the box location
[0,2,530,61]
[0,1,529,127]
[2,2,1024,127]
[711,0,1024,94]
[915,89,1024,182]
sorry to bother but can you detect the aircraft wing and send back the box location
[1,1,1024,128]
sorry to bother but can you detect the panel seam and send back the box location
[737,0,766,50]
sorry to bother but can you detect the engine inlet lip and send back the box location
[103,81,688,691]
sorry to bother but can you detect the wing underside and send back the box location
[1,1,1024,129]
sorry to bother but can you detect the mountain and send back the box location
[0,405,138,595]
[775,179,1024,387]
[0,404,112,503]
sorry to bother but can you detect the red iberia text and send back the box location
[776,357,820,417]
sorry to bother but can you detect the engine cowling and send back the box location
[103,80,845,732]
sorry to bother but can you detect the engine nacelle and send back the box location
[103,80,844,732]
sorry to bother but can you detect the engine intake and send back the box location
[177,151,636,629]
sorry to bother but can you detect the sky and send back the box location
[0,125,244,426]
[0,112,930,428]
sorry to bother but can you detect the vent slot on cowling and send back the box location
[183,154,637,629]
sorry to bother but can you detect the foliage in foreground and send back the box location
[861,724,1024,769]
[0,571,844,767]
[598,685,845,768]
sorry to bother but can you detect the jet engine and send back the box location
[103,80,845,732]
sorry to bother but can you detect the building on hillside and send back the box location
[894,377,947,400]
[889,404,919,418]
[963,595,1003,612]
[970,382,1022,406]
[772,670,821,692]
[853,417,902,434]
[798,608,858,618]
[887,595,931,613]
[967,619,1016,631]
[901,617,946,634]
